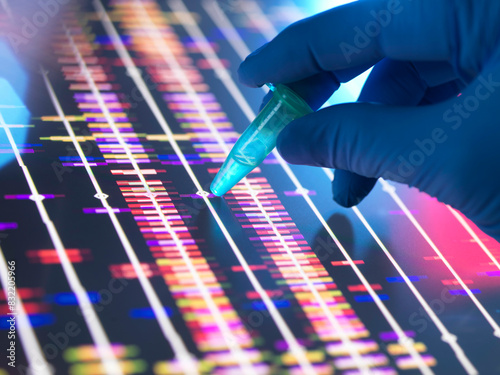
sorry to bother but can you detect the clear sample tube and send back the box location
[210,84,312,196]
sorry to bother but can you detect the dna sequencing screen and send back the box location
[0,1,500,374]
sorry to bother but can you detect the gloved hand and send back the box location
[238,0,500,242]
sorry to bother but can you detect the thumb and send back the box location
[331,170,378,207]
[276,101,441,187]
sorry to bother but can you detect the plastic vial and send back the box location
[210,84,312,196]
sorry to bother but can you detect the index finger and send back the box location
[238,0,453,87]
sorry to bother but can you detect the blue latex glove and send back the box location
[238,0,500,242]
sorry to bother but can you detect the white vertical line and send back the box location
[168,0,255,121]
[92,1,317,373]
[131,1,369,373]
[63,26,256,374]
[446,206,500,271]
[350,206,478,374]
[170,2,432,373]
[0,245,53,375]
[0,0,12,19]
[41,70,199,375]
[0,115,124,375]
[231,1,484,364]
[202,0,260,75]
[297,177,433,374]
[238,0,278,41]
[235,0,485,363]
[207,1,487,369]
[321,168,477,374]
[380,180,500,338]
